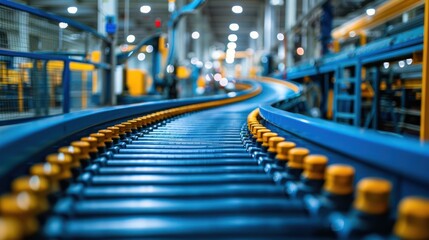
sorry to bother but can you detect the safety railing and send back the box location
[0,1,110,124]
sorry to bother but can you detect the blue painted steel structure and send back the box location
[280,26,424,128]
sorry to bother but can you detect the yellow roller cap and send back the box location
[394,197,429,240]
[324,164,355,195]
[252,127,266,139]
[353,178,392,214]
[0,192,39,236]
[89,133,106,148]
[30,163,61,192]
[287,147,310,169]
[81,137,99,154]
[71,141,91,161]
[275,141,296,162]
[267,137,285,153]
[58,146,81,168]
[303,154,328,180]
[46,153,73,180]
[256,129,271,143]
[0,217,23,240]
[262,133,278,148]
[98,130,113,143]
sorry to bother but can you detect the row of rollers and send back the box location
[0,101,235,240]
[244,108,429,239]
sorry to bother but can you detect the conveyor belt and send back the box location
[41,81,321,239]
[0,79,428,240]
[45,114,319,238]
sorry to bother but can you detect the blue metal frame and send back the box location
[1,0,110,43]
[166,0,206,68]
[0,49,107,116]
[62,61,71,113]
[168,0,207,28]
[0,81,260,178]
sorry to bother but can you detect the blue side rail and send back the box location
[258,78,429,203]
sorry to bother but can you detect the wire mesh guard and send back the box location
[0,5,103,122]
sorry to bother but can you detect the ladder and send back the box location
[333,61,362,126]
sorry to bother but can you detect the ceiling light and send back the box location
[205,73,213,81]
[277,33,284,41]
[227,42,237,49]
[67,6,78,14]
[127,34,135,43]
[146,45,154,53]
[229,23,239,31]
[296,47,304,56]
[59,22,68,29]
[228,34,238,42]
[270,0,284,6]
[196,61,203,68]
[250,31,259,39]
[214,73,222,81]
[140,5,151,14]
[212,50,222,59]
[191,57,198,65]
[226,48,235,56]
[166,64,175,73]
[366,8,375,16]
[349,31,356,38]
[383,62,390,69]
[406,58,413,65]
[205,62,213,69]
[191,31,200,40]
[232,6,243,14]
[137,53,146,61]
[398,60,405,68]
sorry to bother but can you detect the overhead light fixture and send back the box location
[398,60,405,68]
[296,47,304,56]
[191,57,199,65]
[383,62,390,69]
[270,0,284,6]
[137,53,146,61]
[220,78,228,86]
[366,8,376,16]
[349,31,356,38]
[191,31,200,39]
[127,34,135,43]
[229,23,239,31]
[227,42,237,50]
[214,73,222,81]
[166,64,175,73]
[59,22,68,29]
[140,5,151,14]
[67,6,78,14]
[406,58,413,65]
[228,34,238,42]
[250,31,259,39]
[204,62,213,69]
[277,33,284,41]
[212,50,222,60]
[146,45,154,53]
[232,5,243,14]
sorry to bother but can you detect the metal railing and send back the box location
[0,1,111,124]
